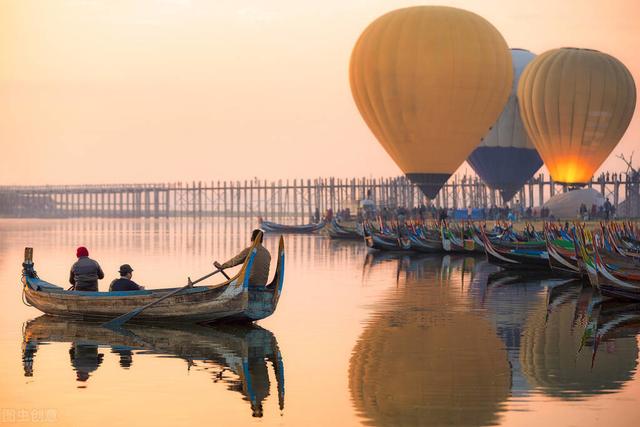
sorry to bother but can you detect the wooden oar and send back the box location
[102,268,227,328]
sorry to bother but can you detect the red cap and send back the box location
[76,247,89,258]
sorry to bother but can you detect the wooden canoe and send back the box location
[480,229,552,271]
[259,218,325,233]
[592,238,640,301]
[544,228,582,277]
[21,236,285,323]
[363,226,411,252]
[326,218,363,240]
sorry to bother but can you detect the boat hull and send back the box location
[23,276,248,323]
[481,232,552,271]
[260,220,324,233]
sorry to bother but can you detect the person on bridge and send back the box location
[109,264,145,291]
[214,229,271,287]
[69,247,104,292]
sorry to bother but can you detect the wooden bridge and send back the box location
[1,172,638,219]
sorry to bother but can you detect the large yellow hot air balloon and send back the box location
[349,6,513,198]
[518,48,636,184]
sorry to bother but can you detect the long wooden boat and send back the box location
[592,237,640,301]
[363,225,411,252]
[21,237,285,323]
[574,227,599,286]
[468,225,487,254]
[544,227,582,277]
[408,231,443,253]
[480,229,552,271]
[325,218,363,240]
[603,223,640,259]
[441,226,466,253]
[259,218,325,233]
[22,316,284,415]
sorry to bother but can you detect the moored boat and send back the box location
[259,218,325,233]
[21,237,285,323]
[480,229,552,271]
[325,218,363,240]
[364,228,411,252]
[592,236,640,301]
[408,231,443,253]
[441,225,466,253]
[544,225,582,277]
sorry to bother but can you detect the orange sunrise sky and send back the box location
[1,0,639,186]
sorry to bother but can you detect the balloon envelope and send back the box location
[349,6,513,198]
[468,49,543,203]
[542,188,605,219]
[518,48,636,185]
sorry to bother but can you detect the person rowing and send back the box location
[214,229,271,287]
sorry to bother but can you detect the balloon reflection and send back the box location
[356,253,640,423]
[353,254,511,426]
[22,316,284,417]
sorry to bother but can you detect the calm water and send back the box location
[1,218,639,426]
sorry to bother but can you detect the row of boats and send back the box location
[262,217,640,303]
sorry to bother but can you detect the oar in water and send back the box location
[102,267,228,328]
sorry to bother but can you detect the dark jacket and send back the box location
[69,256,104,292]
[109,278,142,292]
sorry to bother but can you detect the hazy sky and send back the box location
[1,0,639,185]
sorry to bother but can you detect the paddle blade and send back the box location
[102,307,143,328]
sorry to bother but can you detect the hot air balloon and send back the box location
[349,6,513,198]
[468,49,543,203]
[518,48,636,185]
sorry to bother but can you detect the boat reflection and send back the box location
[22,316,284,417]
[582,299,640,367]
[352,254,511,426]
[520,284,638,399]
[355,253,640,424]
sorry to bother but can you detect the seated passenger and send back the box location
[109,264,145,291]
[214,229,271,287]
[69,247,104,292]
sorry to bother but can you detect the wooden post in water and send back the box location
[293,179,298,220]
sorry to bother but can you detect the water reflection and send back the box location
[69,343,104,383]
[520,284,638,400]
[354,253,640,425]
[587,300,640,353]
[22,316,285,417]
[473,267,550,397]
[5,219,640,426]
[352,254,511,426]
